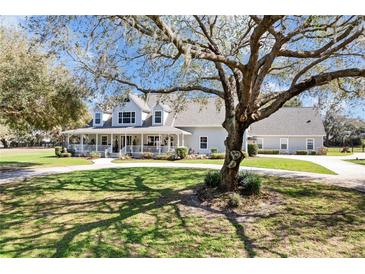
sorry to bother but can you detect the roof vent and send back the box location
[306,120,311,123]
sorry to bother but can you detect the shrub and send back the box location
[341,147,350,153]
[247,144,258,157]
[227,193,241,208]
[258,149,279,155]
[142,152,154,159]
[319,147,328,155]
[118,155,131,160]
[59,152,71,157]
[204,171,221,188]
[296,150,308,155]
[210,153,225,159]
[176,146,188,159]
[242,151,249,159]
[238,171,261,195]
[89,151,101,159]
[155,153,170,160]
[55,146,63,157]
[309,151,317,155]
[210,147,218,154]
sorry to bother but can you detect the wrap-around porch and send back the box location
[62,127,191,158]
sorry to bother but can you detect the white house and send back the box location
[62,94,326,157]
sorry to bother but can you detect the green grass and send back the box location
[0,148,92,171]
[112,157,336,175]
[327,147,363,156]
[346,159,365,166]
[0,167,363,257]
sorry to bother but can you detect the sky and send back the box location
[1,15,364,120]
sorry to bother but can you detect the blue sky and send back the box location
[1,15,364,120]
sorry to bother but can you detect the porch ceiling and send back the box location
[62,126,192,135]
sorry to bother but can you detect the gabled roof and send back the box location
[129,94,151,113]
[249,107,326,136]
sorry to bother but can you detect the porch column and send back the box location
[110,133,113,154]
[80,134,84,152]
[159,134,161,154]
[125,132,127,153]
[66,134,70,148]
[182,134,184,146]
[167,134,170,152]
[141,133,144,153]
[96,134,98,152]
[177,134,180,147]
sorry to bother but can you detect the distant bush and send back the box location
[227,193,241,208]
[309,151,317,155]
[238,171,261,196]
[142,152,154,159]
[341,147,350,153]
[176,147,188,159]
[60,152,71,157]
[258,149,279,155]
[204,171,221,188]
[210,153,225,159]
[55,146,63,157]
[319,147,328,155]
[296,150,308,155]
[210,147,218,154]
[248,144,258,157]
[89,151,101,159]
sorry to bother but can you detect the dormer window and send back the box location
[118,112,136,124]
[95,113,101,125]
[154,111,162,124]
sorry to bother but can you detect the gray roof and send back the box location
[249,107,326,136]
[71,94,325,137]
[63,126,191,135]
[129,94,151,113]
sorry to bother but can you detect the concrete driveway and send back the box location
[1,156,365,192]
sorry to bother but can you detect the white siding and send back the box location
[152,104,169,126]
[179,127,227,154]
[112,100,143,127]
[254,135,324,153]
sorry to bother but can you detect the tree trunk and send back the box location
[1,138,8,148]
[220,124,246,192]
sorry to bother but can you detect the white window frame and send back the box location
[280,138,289,151]
[95,112,101,125]
[118,111,136,124]
[101,135,108,146]
[256,138,264,149]
[306,138,315,151]
[199,136,208,150]
[154,111,162,124]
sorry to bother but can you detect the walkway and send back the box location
[1,156,364,192]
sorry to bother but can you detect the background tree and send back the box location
[29,15,365,191]
[0,26,90,133]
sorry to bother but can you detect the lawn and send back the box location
[113,157,336,175]
[327,147,363,156]
[346,159,365,166]
[0,168,363,258]
[0,148,92,171]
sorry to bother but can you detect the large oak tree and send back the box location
[30,15,365,191]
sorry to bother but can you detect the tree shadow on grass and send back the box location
[0,161,41,172]
[0,168,364,258]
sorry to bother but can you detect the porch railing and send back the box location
[67,144,110,153]
[121,145,176,154]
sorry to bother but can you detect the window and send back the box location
[200,136,208,149]
[118,112,136,124]
[101,136,108,146]
[154,111,162,124]
[280,138,288,150]
[95,113,101,124]
[256,138,263,149]
[307,138,315,150]
[147,136,160,146]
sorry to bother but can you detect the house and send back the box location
[62,94,326,157]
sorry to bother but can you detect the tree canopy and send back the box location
[28,15,365,190]
[0,26,90,132]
